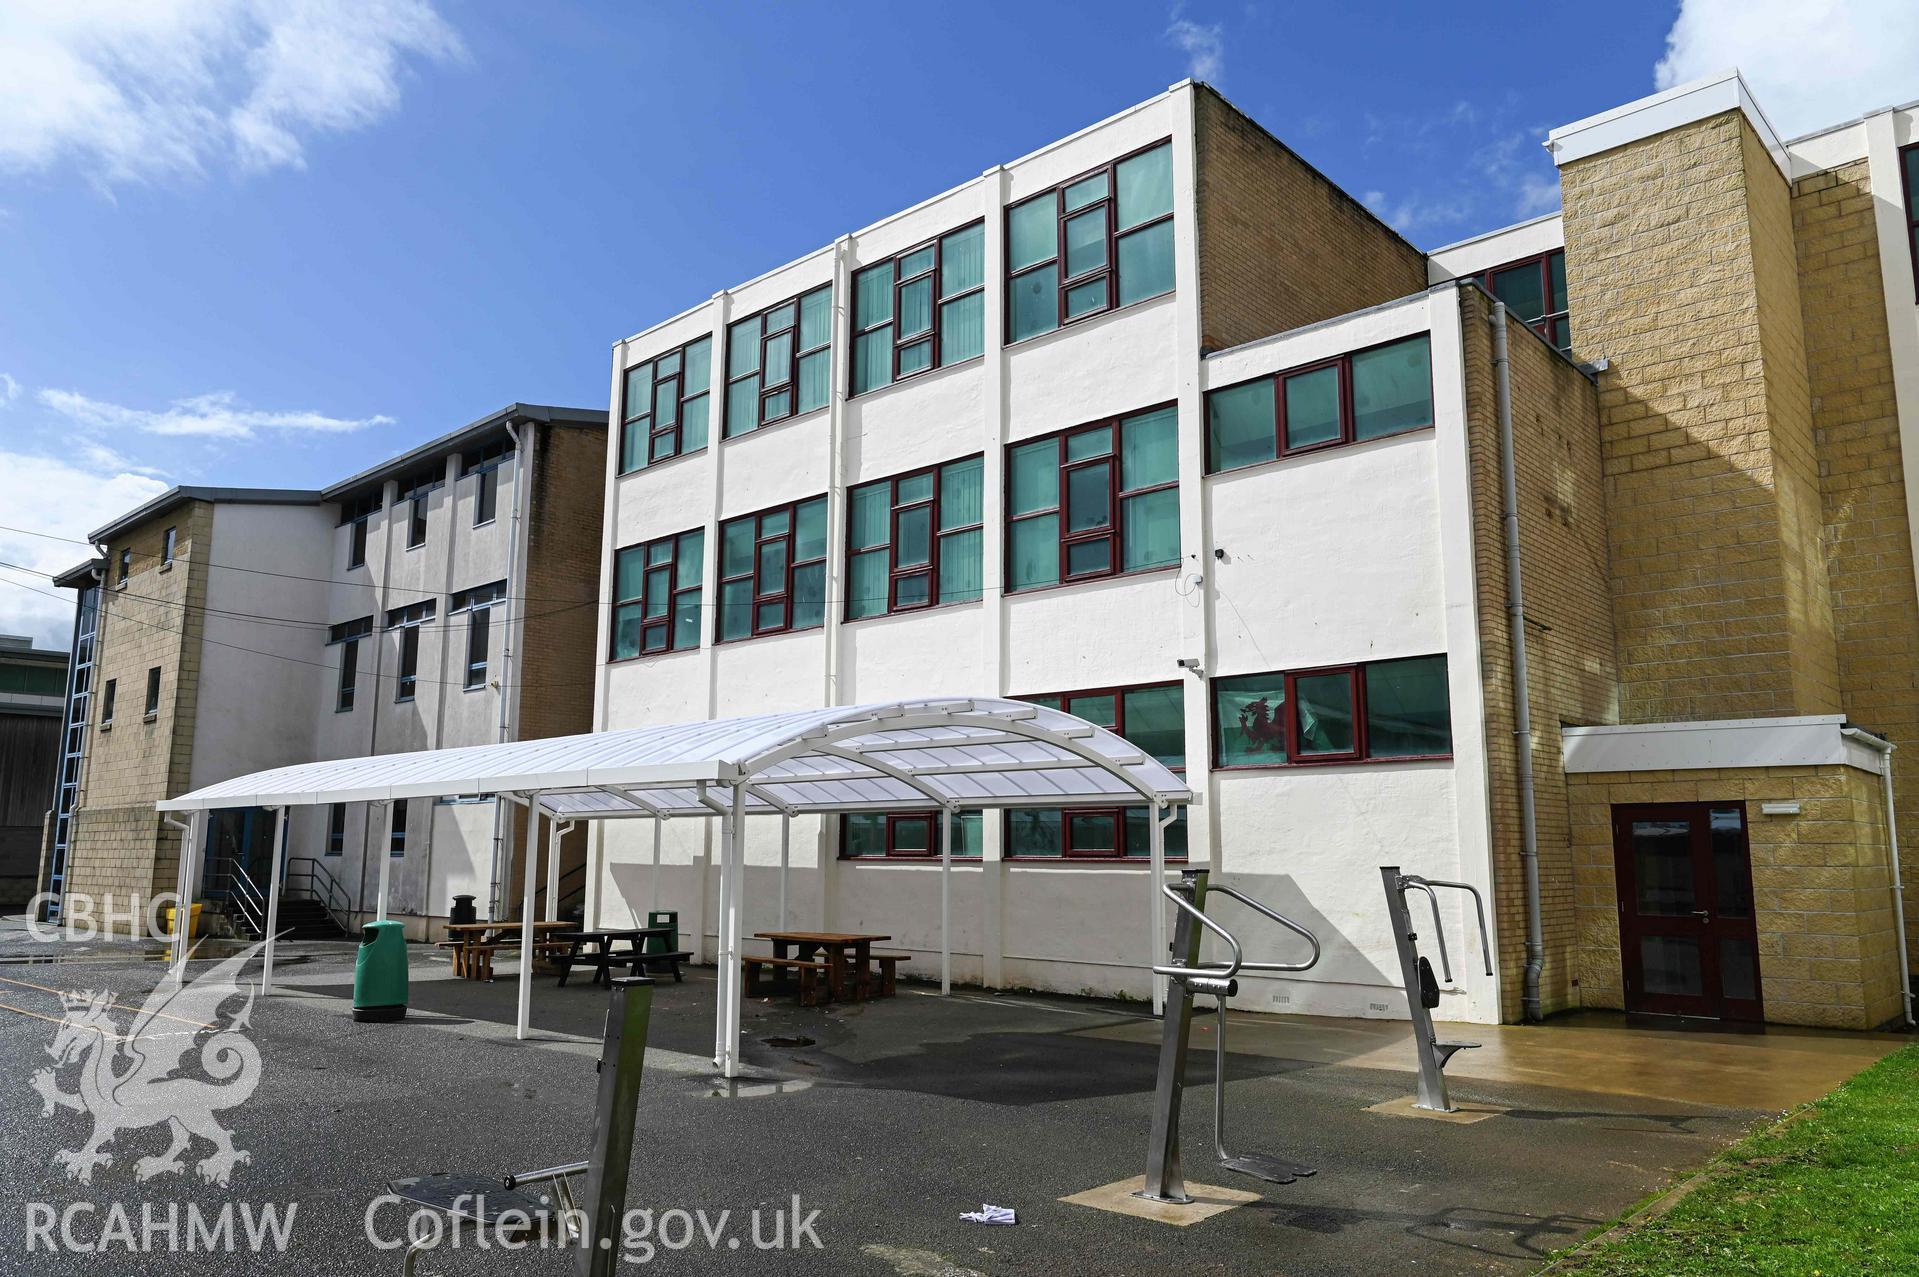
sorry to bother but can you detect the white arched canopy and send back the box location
[158,697,1195,1075]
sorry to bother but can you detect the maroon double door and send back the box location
[1611,802,1763,1022]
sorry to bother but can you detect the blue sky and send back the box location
[2,0,1915,645]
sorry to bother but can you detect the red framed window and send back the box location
[725,285,831,437]
[851,222,985,396]
[1006,139,1175,343]
[611,528,705,659]
[846,455,984,620]
[1902,144,1919,302]
[1206,334,1434,474]
[1481,249,1571,353]
[717,496,827,641]
[1006,405,1179,592]
[1211,653,1452,769]
[620,334,713,473]
[842,810,983,859]
[1004,683,1186,859]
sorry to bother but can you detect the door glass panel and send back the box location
[1710,807,1753,918]
[1631,820,1696,915]
[1718,936,1759,1002]
[1640,935,1704,997]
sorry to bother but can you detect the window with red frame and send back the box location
[1004,683,1187,859]
[841,810,983,859]
[1007,406,1179,591]
[845,455,984,620]
[1903,144,1919,301]
[850,222,985,395]
[1212,654,1451,768]
[1481,249,1571,352]
[716,496,827,641]
[725,285,832,437]
[620,334,713,473]
[1205,334,1434,474]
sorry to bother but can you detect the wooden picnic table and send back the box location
[551,926,685,987]
[439,920,574,981]
[753,931,891,1002]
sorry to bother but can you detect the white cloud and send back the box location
[1656,0,1919,138]
[1166,8,1225,82]
[0,452,170,647]
[0,0,462,186]
[0,372,17,404]
[39,388,390,439]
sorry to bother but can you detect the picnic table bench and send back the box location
[551,927,690,987]
[742,932,911,1005]
[439,920,575,981]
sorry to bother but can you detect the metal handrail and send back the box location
[1206,884,1322,973]
[1396,873,1493,977]
[284,857,354,934]
[1150,881,1244,980]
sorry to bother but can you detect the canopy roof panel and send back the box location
[156,698,1195,816]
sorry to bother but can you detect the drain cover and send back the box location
[760,1035,815,1049]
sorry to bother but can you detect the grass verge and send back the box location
[1545,1042,1918,1276]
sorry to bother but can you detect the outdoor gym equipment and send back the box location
[1380,865,1493,1113]
[1137,869,1322,1204]
[388,975,654,1277]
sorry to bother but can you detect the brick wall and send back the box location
[1558,111,1842,723]
[1567,765,1903,1030]
[1458,285,1615,1018]
[512,419,609,910]
[1795,157,1919,974]
[65,502,211,926]
[1193,85,1428,353]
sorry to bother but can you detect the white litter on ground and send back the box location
[959,1204,1017,1225]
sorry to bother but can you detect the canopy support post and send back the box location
[778,814,790,932]
[167,811,202,978]
[940,806,954,996]
[1150,803,1172,1015]
[544,815,561,921]
[717,783,746,1078]
[374,800,394,924]
[262,806,287,996]
[650,818,662,923]
[516,792,542,1041]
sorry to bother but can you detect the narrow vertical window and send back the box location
[408,497,427,548]
[143,666,161,716]
[475,468,497,526]
[161,526,177,566]
[461,436,512,526]
[326,803,346,856]
[329,616,371,712]
[100,678,116,726]
[1483,249,1571,352]
[612,528,705,658]
[389,800,408,857]
[116,548,131,585]
[621,334,712,472]
[464,606,490,690]
[385,600,434,702]
[849,222,986,396]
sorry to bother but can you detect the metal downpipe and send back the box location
[1492,302,1546,1022]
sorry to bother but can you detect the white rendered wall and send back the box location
[592,86,1502,1022]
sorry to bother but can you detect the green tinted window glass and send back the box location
[762,331,792,385]
[844,813,886,857]
[1009,440,1059,514]
[1214,674,1287,766]
[1116,220,1175,305]
[1284,365,1341,449]
[675,529,704,585]
[1063,172,1108,211]
[898,245,935,279]
[794,498,827,561]
[1065,462,1111,533]
[1115,143,1173,229]
[1068,811,1117,852]
[1009,515,1059,589]
[898,277,934,339]
[1124,806,1187,857]
[1294,673,1356,755]
[1120,488,1179,570]
[938,529,982,604]
[942,223,984,294]
[721,517,755,576]
[951,810,982,856]
[853,327,892,394]
[1351,336,1433,440]
[1122,684,1185,768]
[1007,808,1061,856]
[1064,278,1106,319]
[1120,407,1177,489]
[1364,655,1451,757]
[1069,693,1116,727]
[791,562,825,629]
[896,472,933,504]
[1489,261,1545,322]
[897,338,932,378]
[764,301,795,333]
[797,351,829,413]
[939,294,983,364]
[612,603,643,659]
[855,263,894,324]
[849,481,888,551]
[681,394,708,452]
[614,546,645,602]
[623,364,650,422]
[1547,251,1566,311]
[896,506,932,567]
[1064,208,1108,277]
[1008,196,1055,271]
[1064,425,1111,461]
[683,337,711,395]
[719,579,753,640]
[643,566,670,618]
[621,420,648,473]
[725,375,759,438]
[848,549,888,619]
[728,317,760,377]
[799,287,831,348]
[1207,379,1275,472]
[1011,264,1058,341]
[940,456,983,528]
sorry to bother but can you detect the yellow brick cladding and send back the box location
[1558,110,1841,723]
[1566,766,1904,1030]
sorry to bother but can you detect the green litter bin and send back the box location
[353,920,408,1022]
[645,910,678,955]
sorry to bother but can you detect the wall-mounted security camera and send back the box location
[1175,657,1203,676]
